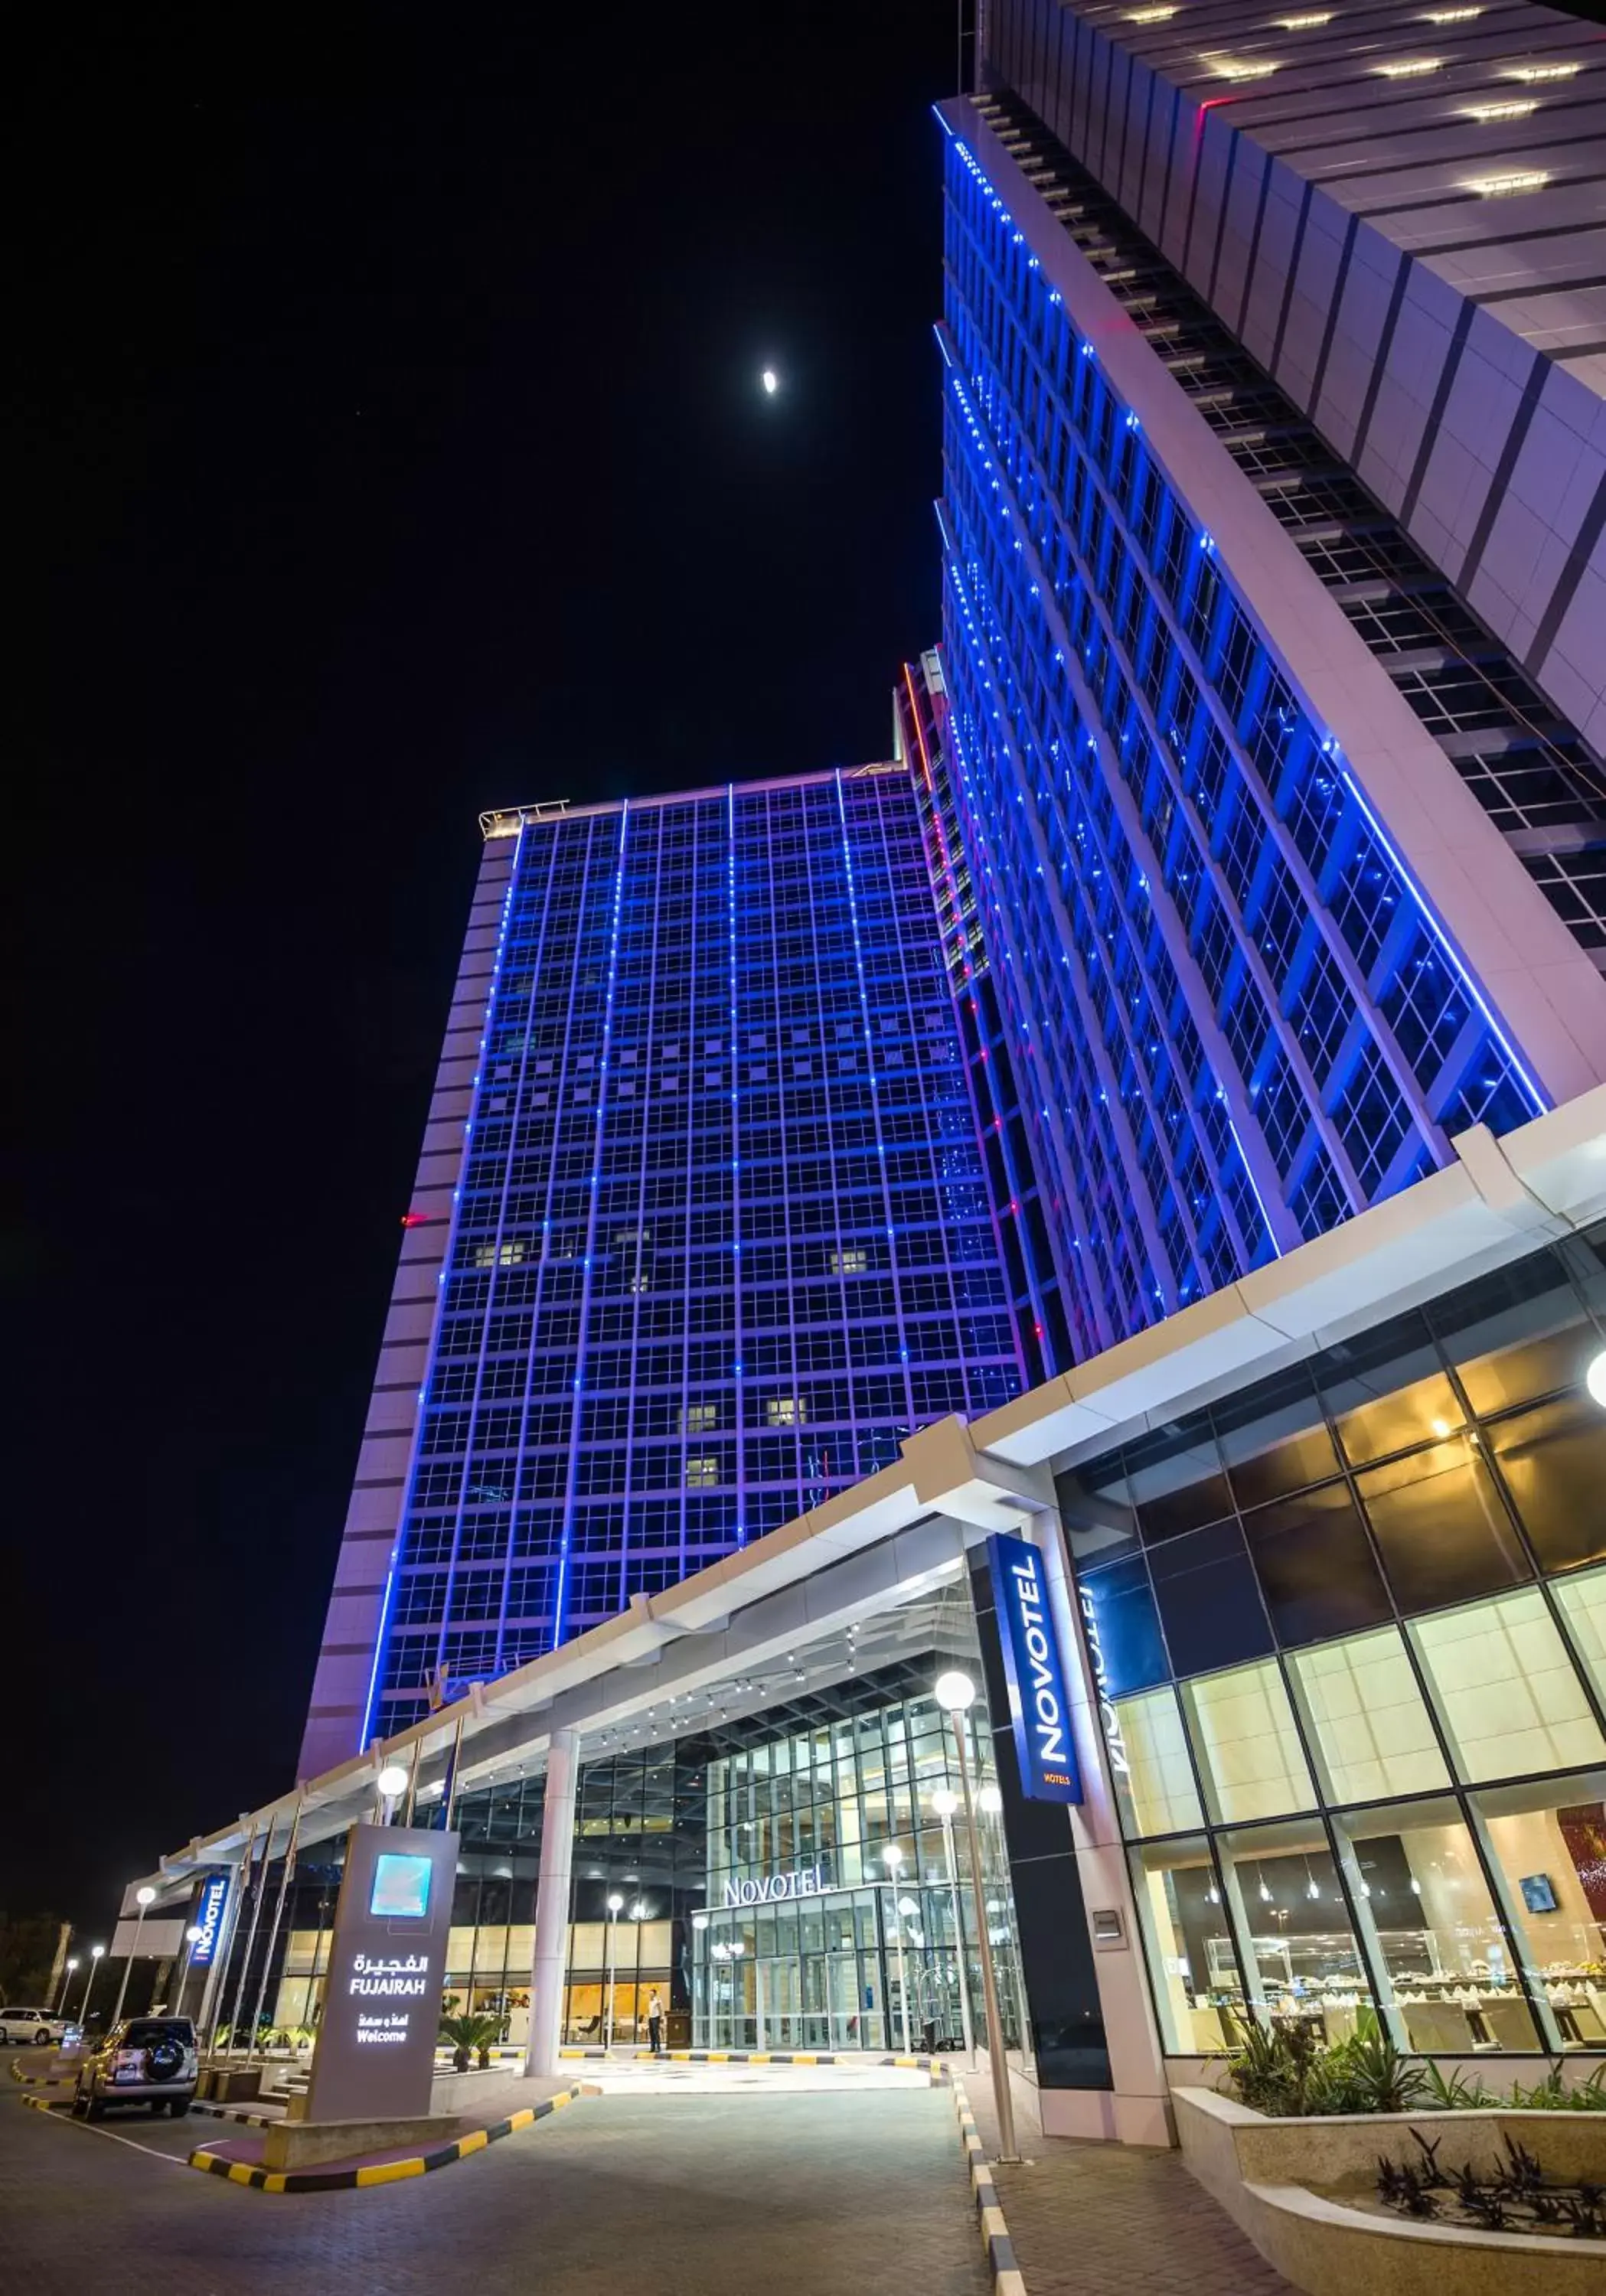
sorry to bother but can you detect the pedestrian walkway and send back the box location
[965,2086,1295,2296]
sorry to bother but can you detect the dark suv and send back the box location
[73,2017,197,2118]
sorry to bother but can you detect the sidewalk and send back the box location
[964,2086,1294,2296]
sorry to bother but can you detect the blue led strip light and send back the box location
[945,129,1546,1131]
[552,801,631,1649]
[727,784,746,1544]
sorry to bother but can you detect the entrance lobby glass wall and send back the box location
[691,1679,1023,2053]
[1065,1232,1606,2062]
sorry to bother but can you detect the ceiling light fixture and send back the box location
[1375,57,1442,76]
[1462,98,1537,119]
[1465,168,1549,194]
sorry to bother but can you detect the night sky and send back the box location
[10,5,955,1931]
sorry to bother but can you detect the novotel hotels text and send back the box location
[987,1531,1081,1805]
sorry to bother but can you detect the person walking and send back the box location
[647,1988,664,2057]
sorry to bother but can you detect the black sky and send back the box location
[8,4,955,1929]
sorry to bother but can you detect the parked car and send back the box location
[72,2017,197,2118]
[0,2007,69,2047]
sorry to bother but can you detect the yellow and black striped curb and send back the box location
[191,2099,279,2128]
[559,2046,946,2070]
[951,2079,1028,2296]
[21,2092,71,2115]
[8,2062,71,2086]
[185,2082,587,2193]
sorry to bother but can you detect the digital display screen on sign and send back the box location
[188,1874,230,1967]
[369,1853,433,1919]
[987,1531,1082,1805]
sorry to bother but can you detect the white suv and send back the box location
[0,2007,70,2047]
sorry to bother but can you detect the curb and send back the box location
[21,2093,70,2116]
[186,2081,587,2193]
[191,2100,280,2128]
[9,2064,70,2087]
[951,2078,1028,2296]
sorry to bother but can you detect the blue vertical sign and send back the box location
[188,1874,230,1967]
[987,1531,1082,1804]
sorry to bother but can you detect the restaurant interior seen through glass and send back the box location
[1064,1229,1606,2059]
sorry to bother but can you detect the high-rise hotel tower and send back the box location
[929,0,1606,1383]
[302,771,1024,1774]
[302,0,1606,1776]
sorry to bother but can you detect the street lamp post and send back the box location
[604,1894,624,2052]
[77,1946,106,2030]
[935,1670,1019,2163]
[881,1844,913,2054]
[57,1958,80,2017]
[111,1888,158,2026]
[930,1790,975,2059]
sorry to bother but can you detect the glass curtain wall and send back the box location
[1069,1234,1606,2056]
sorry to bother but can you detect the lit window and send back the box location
[1374,56,1442,76]
[1125,5,1176,18]
[830,1247,870,1275]
[473,1240,527,1269]
[1411,1590,1606,1784]
[1474,1771,1606,2033]
[1276,11,1331,25]
[681,1404,720,1435]
[1111,1687,1204,1837]
[766,1395,808,1427]
[1287,1627,1451,1804]
[1461,99,1537,119]
[1422,5,1481,19]
[1502,60,1580,82]
[1181,1658,1317,1824]
[685,1456,722,1489]
[1464,169,1550,197]
[1201,51,1278,77]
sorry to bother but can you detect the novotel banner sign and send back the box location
[720,1863,829,1910]
[987,1531,1082,1805]
[188,1874,230,1968]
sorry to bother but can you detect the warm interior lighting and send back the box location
[1203,52,1278,78]
[1462,98,1538,120]
[1465,168,1549,194]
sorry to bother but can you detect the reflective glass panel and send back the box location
[1111,1685,1204,1838]
[1288,1626,1451,1803]
[1181,1658,1317,1825]
[1356,1437,1530,1612]
[1487,1394,1606,1574]
[1474,1773,1606,2049]
[1411,1589,1606,1783]
[1217,1819,1369,2038]
[1241,1482,1391,1645]
[1553,1563,1606,1715]
[1332,1799,1537,2054]
[1128,1837,1241,2053]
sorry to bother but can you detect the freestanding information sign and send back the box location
[302,1821,459,2126]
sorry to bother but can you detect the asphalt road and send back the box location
[1,2082,991,2295]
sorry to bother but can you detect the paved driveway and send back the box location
[2,2082,990,2296]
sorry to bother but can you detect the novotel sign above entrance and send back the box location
[720,1863,831,1910]
[987,1530,1082,1805]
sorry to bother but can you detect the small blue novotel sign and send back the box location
[188,1874,230,1967]
[987,1531,1082,1805]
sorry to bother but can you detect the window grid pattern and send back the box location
[374,770,1024,1724]
[1066,1228,1606,2056]
[938,127,1544,1356]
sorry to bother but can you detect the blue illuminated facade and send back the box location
[366,769,1023,1736]
[929,99,1564,1378]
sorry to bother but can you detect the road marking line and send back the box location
[23,2103,191,2170]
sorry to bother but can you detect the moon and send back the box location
[760,368,779,396]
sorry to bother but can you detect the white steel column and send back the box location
[525,1728,578,2079]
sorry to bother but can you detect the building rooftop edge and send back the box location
[478,761,908,838]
